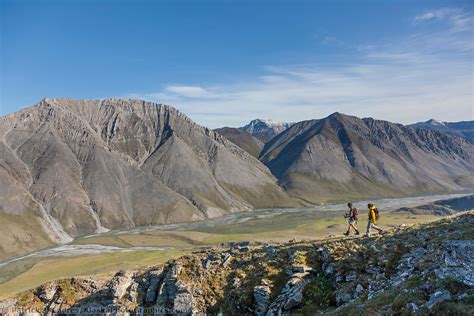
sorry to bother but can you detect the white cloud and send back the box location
[128,8,474,128]
[414,7,473,32]
[164,85,212,98]
[414,8,457,22]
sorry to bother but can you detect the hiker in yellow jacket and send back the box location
[364,203,383,237]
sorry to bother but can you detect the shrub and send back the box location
[302,275,333,308]
[436,275,468,294]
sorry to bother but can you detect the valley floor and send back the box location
[0,193,470,300]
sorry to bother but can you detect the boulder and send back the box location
[222,253,233,268]
[335,291,352,306]
[317,246,331,261]
[323,263,335,275]
[425,290,452,310]
[406,302,418,312]
[345,274,357,282]
[283,285,304,310]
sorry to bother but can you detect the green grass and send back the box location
[0,249,188,300]
[16,289,44,310]
[391,291,425,312]
[0,257,41,284]
[0,213,55,260]
[74,231,210,248]
[436,275,469,295]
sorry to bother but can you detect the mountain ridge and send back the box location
[259,112,474,203]
[1,99,473,260]
[410,119,474,143]
[0,98,294,259]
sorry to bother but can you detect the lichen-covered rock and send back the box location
[435,240,474,286]
[36,282,57,302]
[108,270,134,301]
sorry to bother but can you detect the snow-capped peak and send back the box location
[426,119,446,127]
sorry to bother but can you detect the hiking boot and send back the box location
[378,230,383,235]
[363,234,369,238]
[355,230,360,235]
[343,231,349,236]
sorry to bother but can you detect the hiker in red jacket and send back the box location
[343,202,360,236]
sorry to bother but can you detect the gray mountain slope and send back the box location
[214,127,264,158]
[0,98,293,259]
[260,113,474,203]
[409,119,474,143]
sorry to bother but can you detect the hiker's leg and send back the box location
[351,221,358,230]
[352,223,360,234]
[345,220,350,234]
[372,224,382,232]
[366,222,371,235]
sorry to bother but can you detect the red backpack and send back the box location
[374,207,380,220]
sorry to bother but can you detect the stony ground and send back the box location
[1,211,473,315]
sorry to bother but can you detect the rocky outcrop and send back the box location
[435,240,474,287]
[267,271,312,314]
[254,285,271,315]
[36,282,57,302]
[4,211,473,315]
[144,268,163,304]
[108,270,134,301]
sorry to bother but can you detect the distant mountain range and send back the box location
[0,99,473,259]
[409,119,474,143]
[259,113,474,203]
[239,119,293,142]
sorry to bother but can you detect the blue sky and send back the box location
[1,0,473,127]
